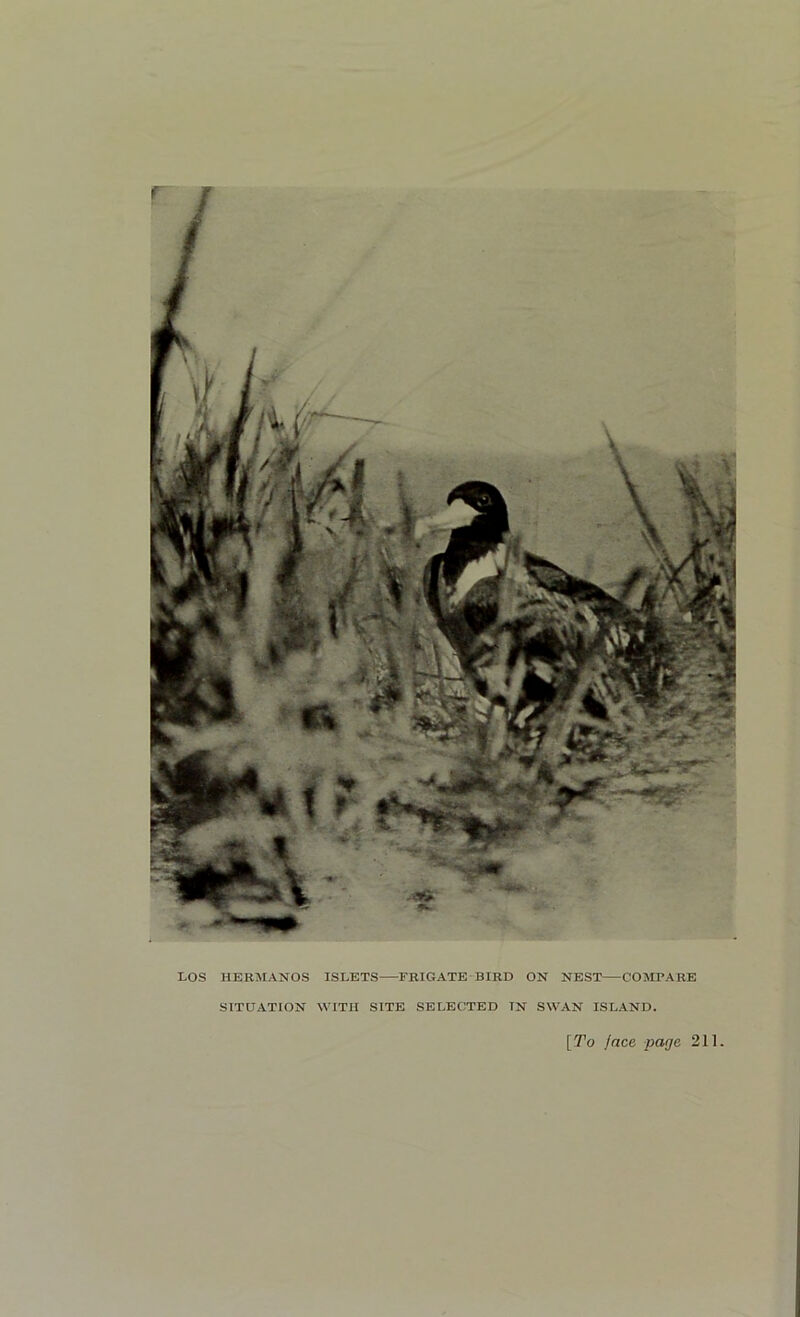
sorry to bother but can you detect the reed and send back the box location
[601,421,735,660]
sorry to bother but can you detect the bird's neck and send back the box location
[443,529,505,576]
[441,535,507,605]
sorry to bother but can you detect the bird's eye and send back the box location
[475,495,489,508]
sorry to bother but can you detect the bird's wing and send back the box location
[523,551,631,619]
[422,554,443,620]
[460,576,501,634]
[423,553,484,661]
[457,560,627,641]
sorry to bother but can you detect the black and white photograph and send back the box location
[151,187,736,941]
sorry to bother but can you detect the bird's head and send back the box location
[414,481,509,544]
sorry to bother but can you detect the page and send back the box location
[5,3,799,1314]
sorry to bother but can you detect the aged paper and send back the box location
[5,3,799,1315]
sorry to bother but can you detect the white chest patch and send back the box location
[446,546,506,609]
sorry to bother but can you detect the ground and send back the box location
[151,622,734,942]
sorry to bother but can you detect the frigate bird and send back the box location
[415,480,657,731]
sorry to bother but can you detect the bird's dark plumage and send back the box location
[416,481,660,730]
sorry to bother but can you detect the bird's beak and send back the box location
[413,499,476,542]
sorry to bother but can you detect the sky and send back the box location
[152,187,735,460]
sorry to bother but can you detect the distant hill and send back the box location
[304,439,734,599]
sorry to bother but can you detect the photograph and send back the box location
[151,186,736,942]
